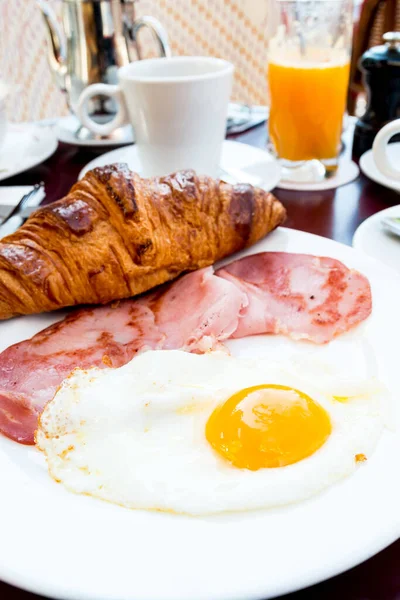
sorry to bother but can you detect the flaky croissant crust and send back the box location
[0,166,286,319]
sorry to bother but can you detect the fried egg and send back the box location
[36,350,386,515]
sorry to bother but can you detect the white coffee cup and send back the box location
[372,119,400,181]
[77,56,234,177]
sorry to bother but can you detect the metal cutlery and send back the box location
[0,182,44,237]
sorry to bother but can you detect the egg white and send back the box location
[36,350,386,515]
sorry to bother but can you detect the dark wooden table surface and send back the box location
[0,124,399,600]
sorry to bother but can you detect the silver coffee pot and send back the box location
[37,0,171,116]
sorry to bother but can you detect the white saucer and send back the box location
[0,124,57,182]
[277,160,360,191]
[56,115,135,147]
[56,103,268,149]
[78,140,282,192]
[353,205,400,273]
[360,143,400,193]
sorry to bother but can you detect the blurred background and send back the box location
[0,0,270,122]
[1,0,399,123]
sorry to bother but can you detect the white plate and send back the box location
[0,124,57,182]
[360,143,400,193]
[78,140,282,192]
[1,228,399,600]
[353,205,400,273]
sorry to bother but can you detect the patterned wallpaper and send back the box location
[0,0,269,122]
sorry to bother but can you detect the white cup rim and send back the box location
[118,56,234,83]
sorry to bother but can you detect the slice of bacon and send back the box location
[0,268,246,444]
[142,267,248,352]
[0,302,162,444]
[0,253,372,445]
[216,252,372,344]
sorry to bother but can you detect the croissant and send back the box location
[0,165,286,320]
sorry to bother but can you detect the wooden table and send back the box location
[0,124,399,600]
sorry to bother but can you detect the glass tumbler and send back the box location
[267,0,353,182]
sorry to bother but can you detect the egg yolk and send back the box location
[205,385,332,470]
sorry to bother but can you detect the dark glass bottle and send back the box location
[352,32,400,160]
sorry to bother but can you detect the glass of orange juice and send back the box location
[267,0,353,182]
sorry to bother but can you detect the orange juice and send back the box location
[268,52,350,165]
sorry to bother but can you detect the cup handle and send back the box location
[76,83,129,136]
[372,120,400,181]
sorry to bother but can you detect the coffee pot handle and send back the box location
[127,16,172,59]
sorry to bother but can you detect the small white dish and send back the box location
[360,143,400,193]
[353,205,400,273]
[0,124,57,182]
[78,140,282,192]
[277,159,360,191]
[56,114,135,147]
